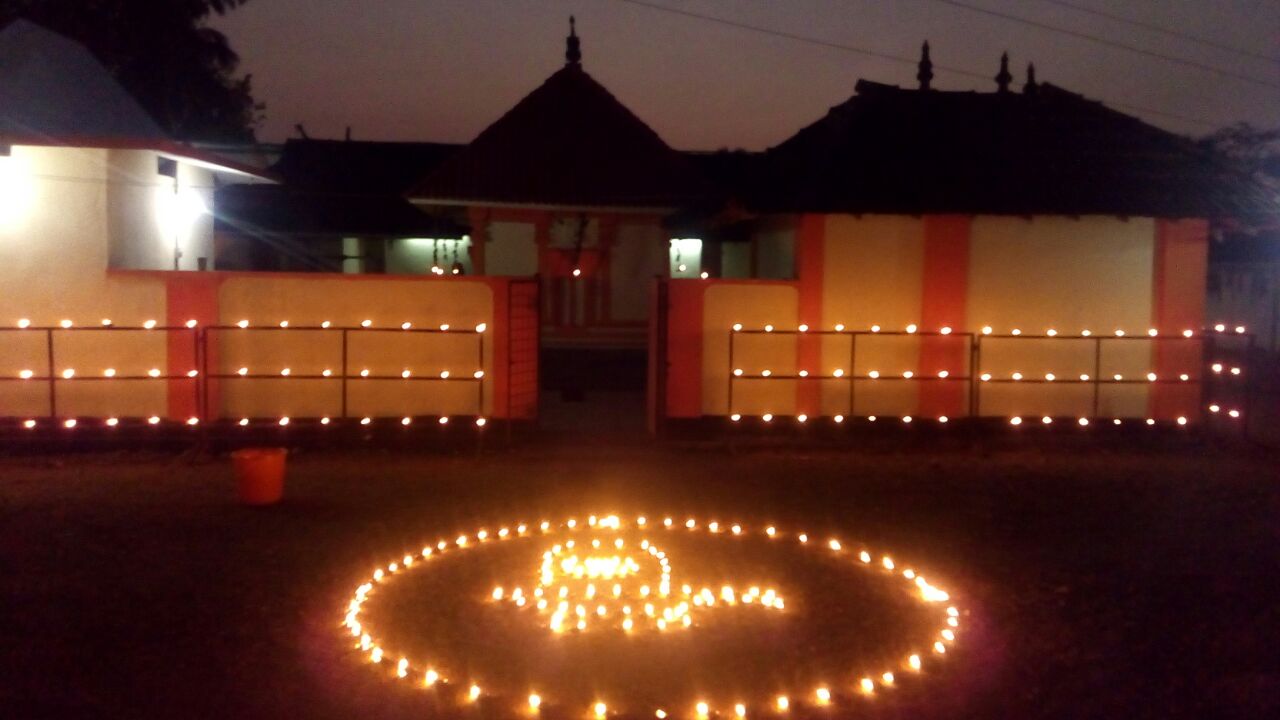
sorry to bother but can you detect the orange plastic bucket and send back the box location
[231,447,287,505]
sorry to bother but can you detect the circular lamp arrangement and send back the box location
[342,514,961,718]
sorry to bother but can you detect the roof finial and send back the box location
[995,51,1012,93]
[917,41,934,90]
[1024,62,1038,96]
[566,15,582,66]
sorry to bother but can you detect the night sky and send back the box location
[213,0,1280,149]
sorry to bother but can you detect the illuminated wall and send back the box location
[211,275,495,418]
[666,213,1209,422]
[0,145,170,418]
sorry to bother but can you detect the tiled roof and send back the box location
[727,80,1274,219]
[409,64,711,208]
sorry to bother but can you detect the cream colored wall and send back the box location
[0,145,169,418]
[703,284,799,416]
[213,277,494,418]
[612,223,664,321]
[486,221,538,276]
[819,215,924,416]
[696,215,1163,419]
[968,216,1154,417]
[107,149,214,271]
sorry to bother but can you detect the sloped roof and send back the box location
[271,139,461,194]
[737,80,1273,219]
[410,63,711,208]
[0,19,167,142]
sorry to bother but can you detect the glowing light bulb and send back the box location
[764,324,774,332]
[1177,416,1187,426]
[401,370,411,378]
[18,369,33,379]
[322,369,332,377]
[186,417,199,426]
[834,323,845,331]
[1147,372,1157,382]
[1046,328,1057,337]
[938,370,949,378]
[1045,373,1055,381]
[64,419,77,429]
[279,417,290,426]
[238,418,249,426]
[797,414,807,423]
[834,414,845,423]
[17,318,30,328]
[360,369,370,377]
[1078,417,1089,426]
[148,416,161,425]
[424,669,439,686]
[940,326,952,335]
[475,323,487,333]
[815,688,831,704]
[401,417,412,426]
[776,696,789,712]
[980,373,991,381]
[734,703,746,718]
[23,419,35,429]
[1011,328,1021,336]
[594,702,607,718]
[696,701,709,717]
[476,417,487,427]
[59,319,73,328]
[909,654,922,670]
[469,684,481,701]
[871,324,881,332]
[906,323,918,333]
[321,417,331,425]
[981,325,992,335]
[279,368,291,377]
[833,368,845,377]
[939,415,949,423]
[401,322,412,330]
[860,677,874,694]
[1042,416,1052,425]
[798,324,808,332]
[61,368,75,379]
[1115,329,1125,337]
[528,694,541,711]
[321,320,331,329]
[187,370,198,377]
[732,323,743,332]
[1183,329,1193,338]
[1010,416,1023,426]
[868,370,880,379]
[439,417,449,425]
[762,413,773,422]
[106,417,119,427]
[185,319,197,328]
[1080,374,1090,381]
[237,319,249,328]
[439,324,450,331]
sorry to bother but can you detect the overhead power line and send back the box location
[1037,0,1280,67]
[613,0,1228,130]
[926,0,1280,91]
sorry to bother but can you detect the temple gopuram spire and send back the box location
[566,16,582,67]
[917,41,933,90]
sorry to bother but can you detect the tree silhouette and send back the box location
[0,0,261,141]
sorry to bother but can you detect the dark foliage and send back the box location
[0,0,261,141]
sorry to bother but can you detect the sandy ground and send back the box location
[1,440,1278,719]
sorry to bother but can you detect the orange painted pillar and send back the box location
[795,214,824,416]
[919,215,971,418]
[1150,219,1208,421]
[165,274,222,420]
[664,279,706,418]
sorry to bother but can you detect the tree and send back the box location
[0,0,261,141]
